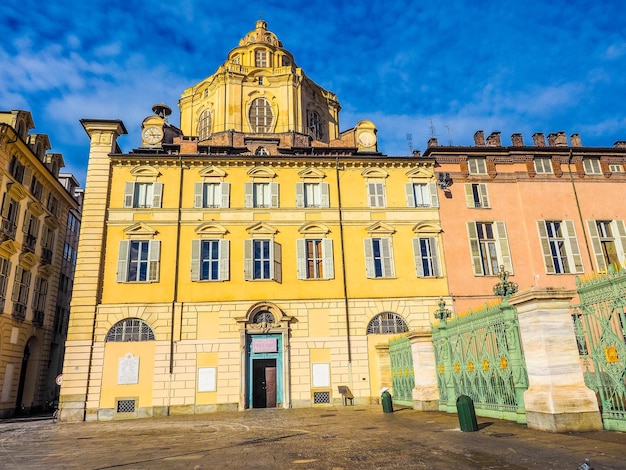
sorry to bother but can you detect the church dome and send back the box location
[238,19,283,47]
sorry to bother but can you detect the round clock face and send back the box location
[357,131,375,147]
[143,126,163,144]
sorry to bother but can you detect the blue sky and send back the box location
[2,0,626,185]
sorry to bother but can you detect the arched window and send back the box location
[366,312,409,334]
[249,98,273,133]
[255,50,268,67]
[106,318,155,342]
[198,109,212,141]
[307,110,323,140]
[253,311,275,324]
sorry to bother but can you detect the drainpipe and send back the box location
[335,156,352,364]
[568,149,594,269]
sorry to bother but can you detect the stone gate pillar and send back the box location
[510,288,602,432]
[408,330,439,411]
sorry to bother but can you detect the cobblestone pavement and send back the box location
[0,406,625,469]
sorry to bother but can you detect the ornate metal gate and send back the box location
[432,300,528,423]
[389,335,415,406]
[572,267,626,431]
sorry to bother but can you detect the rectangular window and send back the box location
[534,158,553,174]
[255,50,268,67]
[253,239,271,279]
[537,220,583,274]
[412,237,440,277]
[32,276,48,313]
[464,183,490,208]
[244,182,279,208]
[467,221,513,276]
[191,239,229,281]
[1,196,20,239]
[117,240,160,282]
[296,238,334,280]
[587,219,626,272]
[30,176,43,200]
[609,164,623,173]
[306,239,323,278]
[11,266,31,319]
[194,182,230,208]
[296,182,329,208]
[367,182,386,208]
[47,195,59,217]
[364,237,394,278]
[244,239,281,282]
[405,182,439,208]
[583,158,602,175]
[124,182,163,208]
[0,256,11,311]
[467,158,487,175]
[9,156,25,183]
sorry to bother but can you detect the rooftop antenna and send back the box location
[429,118,437,138]
[444,124,453,145]
[406,133,413,153]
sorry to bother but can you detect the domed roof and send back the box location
[238,19,283,48]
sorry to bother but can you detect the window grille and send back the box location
[313,391,331,404]
[116,400,136,413]
[253,311,275,324]
[367,312,408,334]
[106,318,155,342]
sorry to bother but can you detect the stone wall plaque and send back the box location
[118,353,139,385]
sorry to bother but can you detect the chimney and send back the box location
[427,137,438,147]
[486,131,501,147]
[614,141,626,149]
[555,131,567,146]
[532,132,546,147]
[570,134,582,147]
[547,133,557,146]
[511,133,524,147]
[473,130,485,146]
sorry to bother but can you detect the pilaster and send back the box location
[407,330,439,411]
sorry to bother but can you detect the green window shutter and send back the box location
[273,241,282,283]
[148,240,161,282]
[219,239,230,281]
[364,238,375,278]
[381,238,395,277]
[296,238,306,279]
[430,237,441,277]
[191,239,201,281]
[405,183,415,208]
[295,183,304,208]
[270,182,280,208]
[412,238,423,277]
[464,184,475,208]
[320,183,330,208]
[564,220,583,273]
[537,221,556,274]
[194,183,204,208]
[612,220,626,269]
[124,182,135,208]
[479,184,490,208]
[244,182,254,208]
[322,238,334,279]
[117,241,130,282]
[587,220,606,272]
[466,222,484,275]
[494,221,513,274]
[243,239,253,280]
[152,183,163,208]
[429,182,439,208]
[220,182,230,208]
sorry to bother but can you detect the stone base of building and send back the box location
[526,410,603,432]
[412,399,438,411]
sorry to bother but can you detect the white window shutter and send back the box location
[194,183,204,208]
[243,239,253,280]
[221,182,230,208]
[320,183,330,208]
[124,182,135,208]
[430,237,440,277]
[270,182,280,208]
[587,220,606,272]
[612,220,626,269]
[295,183,305,208]
[117,241,129,282]
[364,238,375,278]
[273,241,282,283]
[464,184,475,208]
[244,182,254,208]
[564,220,583,273]
[405,183,416,208]
[381,238,395,277]
[152,183,163,208]
[466,222,484,275]
[412,238,423,277]
[322,238,334,279]
[537,221,556,274]
[367,183,377,207]
[219,239,230,281]
[429,182,439,208]
[148,240,161,281]
[296,238,306,279]
[191,239,201,281]
[479,184,490,208]
[494,221,513,274]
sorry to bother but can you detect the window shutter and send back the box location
[464,184,475,208]
[612,220,626,269]
[191,239,201,280]
[117,241,130,282]
[22,212,31,234]
[295,183,304,208]
[430,237,441,277]
[22,270,31,304]
[320,183,330,208]
[194,183,204,208]
[466,222,484,275]
[124,182,135,208]
[367,183,377,207]
[564,220,583,273]
[537,221,556,274]
[219,239,230,281]
[220,182,230,208]
[273,241,282,283]
[364,238,375,278]
[148,240,161,281]
[412,238,423,277]
[270,182,280,208]
[22,168,32,188]
[244,182,254,208]
[1,195,9,218]
[494,221,513,274]
[479,184,490,208]
[322,238,334,279]
[296,238,306,279]
[32,217,40,237]
[587,220,606,272]
[243,239,253,280]
[405,183,416,208]
[381,238,395,277]
[41,226,49,248]
[11,267,21,302]
[152,182,163,208]
[429,182,439,208]
[32,276,41,309]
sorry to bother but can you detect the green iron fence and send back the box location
[389,335,415,406]
[572,266,626,431]
[432,300,528,423]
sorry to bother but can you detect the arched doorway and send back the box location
[15,336,40,415]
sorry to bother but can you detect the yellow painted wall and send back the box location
[195,352,219,405]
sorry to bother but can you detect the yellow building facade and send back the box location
[59,21,449,421]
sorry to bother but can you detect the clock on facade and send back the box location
[142,126,164,145]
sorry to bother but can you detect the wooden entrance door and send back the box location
[252,359,277,408]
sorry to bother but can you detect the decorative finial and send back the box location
[434,298,452,323]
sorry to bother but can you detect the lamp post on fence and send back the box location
[493,265,518,299]
[434,297,452,324]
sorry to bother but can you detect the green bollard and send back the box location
[381,389,393,413]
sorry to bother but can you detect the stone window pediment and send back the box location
[298,222,330,236]
[0,240,18,257]
[199,166,227,179]
[27,201,45,217]
[412,221,442,235]
[123,222,158,239]
[298,168,326,179]
[130,165,160,180]
[366,221,395,236]
[19,252,38,269]
[361,168,388,179]
[7,183,28,201]
[247,166,276,180]
[194,222,228,238]
[246,221,278,236]
[406,167,434,180]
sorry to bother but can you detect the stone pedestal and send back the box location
[511,288,602,432]
[408,330,439,411]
